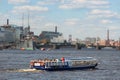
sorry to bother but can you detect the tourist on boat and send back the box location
[56,59,60,62]
[61,57,65,62]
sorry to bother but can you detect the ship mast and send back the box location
[22,13,24,27]
[27,10,30,32]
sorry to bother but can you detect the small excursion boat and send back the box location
[30,57,98,71]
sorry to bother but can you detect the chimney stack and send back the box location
[55,26,57,33]
[7,19,9,25]
[106,29,110,46]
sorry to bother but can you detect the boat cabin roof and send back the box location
[67,57,96,61]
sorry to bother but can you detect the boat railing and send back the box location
[45,62,68,67]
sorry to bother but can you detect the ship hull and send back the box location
[30,57,98,71]
[31,63,98,71]
[34,64,97,71]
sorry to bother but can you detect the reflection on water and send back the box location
[0,49,120,80]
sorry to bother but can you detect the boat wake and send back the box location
[2,69,43,72]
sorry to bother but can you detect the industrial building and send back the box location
[38,26,64,44]
[0,19,34,50]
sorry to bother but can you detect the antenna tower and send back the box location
[22,13,24,27]
[68,35,72,43]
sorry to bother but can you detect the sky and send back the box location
[0,0,120,40]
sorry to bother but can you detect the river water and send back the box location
[0,48,120,80]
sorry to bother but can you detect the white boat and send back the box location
[30,57,98,71]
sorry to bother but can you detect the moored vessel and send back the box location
[30,57,98,71]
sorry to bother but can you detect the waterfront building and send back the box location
[97,40,106,46]
[0,19,34,50]
[85,37,97,46]
[51,35,64,44]
[39,31,63,44]
[0,27,5,42]
[0,25,15,43]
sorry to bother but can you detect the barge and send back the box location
[30,57,98,71]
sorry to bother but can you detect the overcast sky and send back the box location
[0,0,120,40]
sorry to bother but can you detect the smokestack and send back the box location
[107,29,109,41]
[106,29,110,46]
[7,19,9,25]
[55,26,57,33]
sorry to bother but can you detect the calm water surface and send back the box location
[0,48,120,80]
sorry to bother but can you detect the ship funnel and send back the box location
[7,19,9,25]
